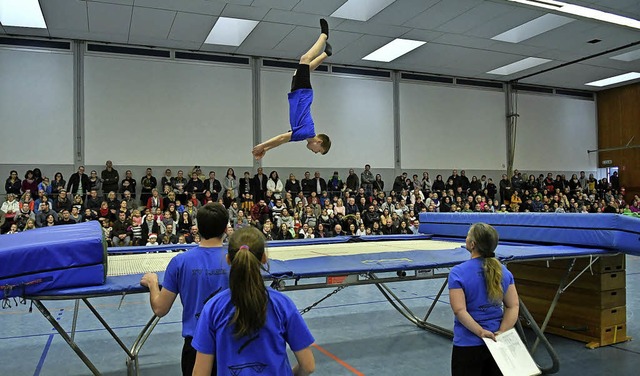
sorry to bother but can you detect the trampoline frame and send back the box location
[24,247,621,376]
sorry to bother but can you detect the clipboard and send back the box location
[482,328,541,376]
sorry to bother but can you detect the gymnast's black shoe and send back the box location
[320,18,329,39]
[325,42,333,57]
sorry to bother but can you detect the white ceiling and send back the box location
[2,0,640,90]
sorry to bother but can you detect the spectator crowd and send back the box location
[2,162,638,246]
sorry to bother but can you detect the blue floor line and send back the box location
[33,309,64,376]
[0,320,183,341]
[33,334,54,376]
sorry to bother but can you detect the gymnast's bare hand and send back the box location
[140,273,158,288]
[252,145,266,160]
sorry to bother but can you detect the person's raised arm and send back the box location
[292,346,315,376]
[497,284,519,334]
[252,132,292,160]
[449,288,496,341]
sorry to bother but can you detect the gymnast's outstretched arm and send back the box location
[252,131,292,160]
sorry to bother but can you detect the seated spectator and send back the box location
[233,209,249,230]
[161,224,178,245]
[82,208,97,222]
[315,223,330,238]
[70,207,82,223]
[141,212,161,244]
[14,203,35,231]
[276,223,295,240]
[120,170,136,199]
[111,211,131,246]
[44,213,57,227]
[72,194,84,212]
[101,219,113,246]
[85,189,102,211]
[261,221,275,240]
[54,189,74,213]
[185,225,199,244]
[57,209,76,225]
[37,177,52,196]
[36,202,58,227]
[21,170,38,195]
[267,170,284,200]
[146,188,163,212]
[146,233,159,246]
[50,172,66,200]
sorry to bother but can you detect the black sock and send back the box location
[320,18,329,39]
[324,42,332,57]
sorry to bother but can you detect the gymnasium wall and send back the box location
[0,43,598,197]
[597,82,640,200]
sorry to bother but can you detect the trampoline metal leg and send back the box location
[129,315,161,376]
[423,279,448,322]
[531,258,576,354]
[372,276,453,339]
[71,299,80,342]
[32,299,101,376]
[520,299,560,374]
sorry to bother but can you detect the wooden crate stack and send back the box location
[508,254,631,348]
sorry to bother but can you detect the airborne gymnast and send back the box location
[252,19,332,160]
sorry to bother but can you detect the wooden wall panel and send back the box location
[597,83,640,201]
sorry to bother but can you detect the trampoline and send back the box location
[2,214,639,376]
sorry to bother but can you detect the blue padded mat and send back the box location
[0,221,107,298]
[419,213,640,255]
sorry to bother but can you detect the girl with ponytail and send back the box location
[448,223,519,376]
[192,226,315,376]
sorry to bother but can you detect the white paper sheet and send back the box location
[482,328,541,376]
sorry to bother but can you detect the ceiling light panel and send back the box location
[0,0,47,28]
[492,13,574,43]
[331,0,396,22]
[585,72,640,87]
[507,0,640,30]
[610,49,640,62]
[487,57,551,75]
[204,17,259,46]
[362,38,426,62]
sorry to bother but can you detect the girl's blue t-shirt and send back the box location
[448,257,514,346]
[192,288,315,375]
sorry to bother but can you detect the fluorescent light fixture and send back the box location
[585,72,640,87]
[507,0,640,30]
[487,57,551,75]
[610,49,640,62]
[204,17,259,46]
[0,0,46,28]
[492,14,573,43]
[363,38,426,62]
[331,0,396,22]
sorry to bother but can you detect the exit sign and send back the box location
[602,160,613,165]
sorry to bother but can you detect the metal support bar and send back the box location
[32,299,100,376]
[71,299,80,341]
[82,298,135,359]
[531,258,576,354]
[369,272,454,338]
[519,300,560,374]
[423,279,448,322]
